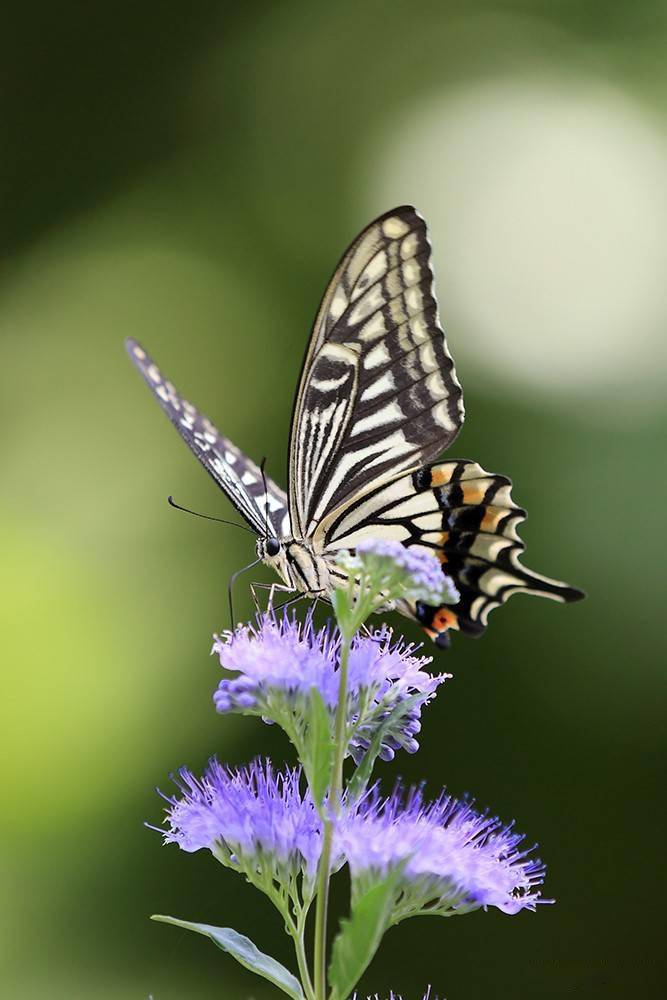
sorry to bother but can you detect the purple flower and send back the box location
[357,992,438,1000]
[156,758,323,881]
[337,784,547,918]
[212,612,337,713]
[212,612,449,764]
[339,539,459,607]
[346,627,449,764]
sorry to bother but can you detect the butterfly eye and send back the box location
[266,538,281,557]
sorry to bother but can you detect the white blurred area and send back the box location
[369,77,667,423]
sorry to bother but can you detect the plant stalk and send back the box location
[292,910,316,1000]
[313,627,352,1000]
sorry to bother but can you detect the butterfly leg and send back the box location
[249,581,294,615]
[269,593,307,615]
[268,581,294,611]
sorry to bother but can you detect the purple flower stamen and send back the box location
[348,538,460,606]
[355,991,436,1000]
[212,611,450,764]
[338,784,547,917]
[157,758,323,879]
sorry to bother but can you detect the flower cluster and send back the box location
[157,759,324,887]
[150,538,551,999]
[157,757,545,922]
[338,784,546,919]
[346,627,447,764]
[212,611,450,765]
[337,538,460,609]
[357,992,437,1000]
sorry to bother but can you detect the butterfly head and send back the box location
[256,535,295,591]
[256,535,281,562]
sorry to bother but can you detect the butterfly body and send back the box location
[127,206,583,644]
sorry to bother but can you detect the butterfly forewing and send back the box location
[125,338,290,538]
[289,206,465,539]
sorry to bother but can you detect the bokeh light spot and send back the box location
[370,78,667,417]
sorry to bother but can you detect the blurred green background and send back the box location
[2,2,666,998]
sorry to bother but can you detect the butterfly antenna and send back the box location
[228,557,262,628]
[167,495,255,534]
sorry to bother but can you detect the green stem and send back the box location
[331,636,351,799]
[313,629,352,1000]
[313,822,333,1000]
[291,904,316,1000]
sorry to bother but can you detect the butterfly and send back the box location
[126,205,583,647]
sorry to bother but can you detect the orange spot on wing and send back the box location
[435,531,449,563]
[433,608,459,632]
[462,483,485,505]
[430,466,454,487]
[481,507,505,532]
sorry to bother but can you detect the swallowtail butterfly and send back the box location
[126,206,583,647]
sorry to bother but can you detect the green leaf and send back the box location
[305,688,334,806]
[151,915,305,999]
[347,692,425,801]
[327,869,401,1000]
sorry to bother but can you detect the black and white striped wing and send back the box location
[289,206,464,539]
[322,460,584,644]
[126,338,290,538]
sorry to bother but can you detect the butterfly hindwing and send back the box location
[322,459,584,641]
[289,206,465,539]
[125,338,290,538]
